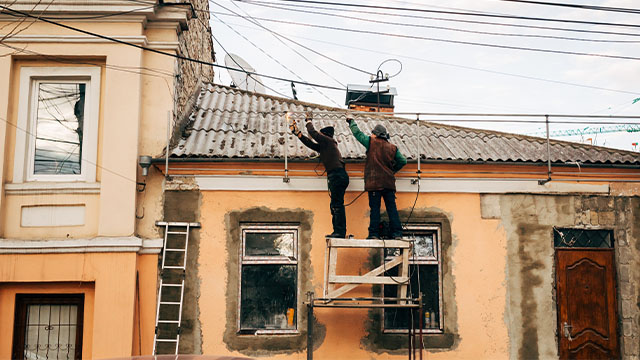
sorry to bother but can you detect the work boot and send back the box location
[326,233,346,238]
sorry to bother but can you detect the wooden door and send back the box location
[556,249,619,360]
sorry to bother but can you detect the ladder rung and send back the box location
[158,320,180,324]
[159,302,181,305]
[162,283,184,287]
[163,266,186,269]
[165,248,187,252]
[167,231,188,235]
[155,339,178,343]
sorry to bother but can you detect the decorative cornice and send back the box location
[4,182,101,195]
[0,237,163,254]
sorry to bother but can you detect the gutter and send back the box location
[150,157,640,169]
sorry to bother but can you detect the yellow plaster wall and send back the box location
[197,190,508,359]
[0,252,158,358]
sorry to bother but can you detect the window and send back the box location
[384,225,443,333]
[239,225,298,334]
[14,67,100,183]
[554,228,613,248]
[12,294,84,360]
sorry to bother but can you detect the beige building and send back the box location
[0,1,213,358]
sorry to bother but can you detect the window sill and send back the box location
[4,182,101,195]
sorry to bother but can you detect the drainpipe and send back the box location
[538,114,552,185]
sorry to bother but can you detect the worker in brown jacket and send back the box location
[290,111,349,238]
[348,117,407,239]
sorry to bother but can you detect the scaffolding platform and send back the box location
[323,237,413,301]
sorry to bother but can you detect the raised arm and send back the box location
[290,117,321,151]
[347,119,370,150]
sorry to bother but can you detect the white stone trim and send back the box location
[194,175,610,194]
[1,35,148,44]
[4,182,101,195]
[13,67,101,184]
[0,237,163,254]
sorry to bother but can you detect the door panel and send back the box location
[556,250,619,360]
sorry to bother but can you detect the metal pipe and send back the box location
[284,112,290,183]
[419,294,423,360]
[539,115,553,185]
[408,307,413,360]
[166,110,171,180]
[261,110,640,119]
[307,292,314,360]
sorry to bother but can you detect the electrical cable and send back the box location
[25,5,157,20]
[212,5,342,105]
[0,4,346,92]
[224,0,348,88]
[205,13,640,62]
[240,0,640,39]
[237,2,640,44]
[377,59,402,79]
[219,19,640,96]
[498,0,640,15]
[254,0,640,29]
[212,0,373,77]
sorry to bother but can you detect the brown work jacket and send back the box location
[364,136,398,191]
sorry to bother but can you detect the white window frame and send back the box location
[13,67,100,183]
[238,224,299,335]
[383,224,444,334]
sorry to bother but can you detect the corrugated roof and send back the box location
[170,83,640,165]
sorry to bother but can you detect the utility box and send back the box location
[345,84,397,113]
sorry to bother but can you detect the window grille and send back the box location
[12,294,84,360]
[554,228,613,248]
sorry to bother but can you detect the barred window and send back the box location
[384,225,443,333]
[239,225,298,334]
[12,294,84,360]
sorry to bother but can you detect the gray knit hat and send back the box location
[372,124,389,139]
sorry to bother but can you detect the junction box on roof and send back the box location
[345,84,397,113]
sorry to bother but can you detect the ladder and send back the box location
[153,221,200,355]
[323,237,412,301]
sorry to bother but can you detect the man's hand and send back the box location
[289,119,302,138]
[305,111,313,123]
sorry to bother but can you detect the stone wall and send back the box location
[175,0,215,120]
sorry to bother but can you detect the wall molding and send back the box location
[0,237,163,254]
[194,175,610,194]
[5,182,101,195]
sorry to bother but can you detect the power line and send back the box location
[219,19,640,97]
[250,0,640,29]
[212,1,372,76]
[0,4,345,92]
[498,0,640,15]
[222,1,350,87]
[229,0,640,38]
[239,1,640,44]
[212,2,344,105]
[208,12,640,62]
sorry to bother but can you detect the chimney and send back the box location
[345,84,397,113]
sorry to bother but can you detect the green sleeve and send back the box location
[349,121,370,149]
[393,149,407,172]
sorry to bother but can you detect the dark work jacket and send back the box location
[298,122,345,172]
[365,136,398,191]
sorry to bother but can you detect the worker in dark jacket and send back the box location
[347,117,407,239]
[290,111,349,238]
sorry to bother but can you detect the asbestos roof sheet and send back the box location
[170,83,640,165]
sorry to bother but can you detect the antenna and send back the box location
[224,53,266,94]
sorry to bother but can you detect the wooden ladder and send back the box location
[323,238,412,301]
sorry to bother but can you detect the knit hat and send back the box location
[320,126,335,138]
[372,124,389,139]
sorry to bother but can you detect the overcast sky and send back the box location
[208,0,640,151]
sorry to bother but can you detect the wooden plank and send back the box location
[330,275,410,285]
[327,246,338,295]
[325,256,403,299]
[399,247,410,304]
[328,238,411,248]
[323,238,330,298]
